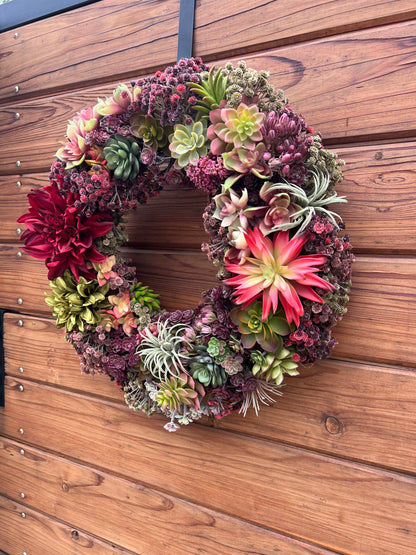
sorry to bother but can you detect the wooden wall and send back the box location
[1,1,416,553]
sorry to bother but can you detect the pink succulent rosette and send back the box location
[18,58,354,432]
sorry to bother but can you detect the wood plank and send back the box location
[3,313,124,402]
[2,21,416,174]
[336,142,416,254]
[217,358,416,473]
[5,313,416,474]
[332,255,416,366]
[0,438,331,555]
[2,142,416,253]
[0,495,135,555]
[1,245,414,368]
[1,0,415,103]
[1,380,416,554]
[0,0,180,104]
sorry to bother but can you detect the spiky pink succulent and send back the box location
[225,227,335,325]
[56,107,99,168]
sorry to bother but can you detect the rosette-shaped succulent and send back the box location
[225,227,336,324]
[207,103,265,155]
[245,181,302,236]
[130,282,160,313]
[213,187,249,228]
[95,84,139,116]
[156,373,205,412]
[56,107,98,168]
[230,301,290,352]
[189,345,228,387]
[45,270,110,333]
[130,113,169,151]
[169,121,208,168]
[251,348,299,385]
[103,134,141,180]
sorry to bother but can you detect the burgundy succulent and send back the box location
[18,183,113,280]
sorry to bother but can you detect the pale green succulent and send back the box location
[45,270,110,333]
[251,348,299,385]
[168,121,208,168]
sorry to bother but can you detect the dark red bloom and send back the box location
[17,183,113,280]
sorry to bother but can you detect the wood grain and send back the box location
[0,495,135,555]
[3,142,416,254]
[1,246,415,368]
[337,142,416,254]
[4,313,416,474]
[0,438,331,555]
[2,380,416,554]
[1,0,415,103]
[0,0,180,103]
[3,313,124,402]
[2,21,416,174]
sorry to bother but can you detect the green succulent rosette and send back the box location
[45,270,110,333]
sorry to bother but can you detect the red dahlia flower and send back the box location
[17,184,113,281]
[225,227,335,325]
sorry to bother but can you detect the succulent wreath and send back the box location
[18,58,354,431]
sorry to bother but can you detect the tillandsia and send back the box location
[18,57,354,432]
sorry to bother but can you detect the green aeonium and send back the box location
[230,301,291,352]
[45,270,110,332]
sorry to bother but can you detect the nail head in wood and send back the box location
[14,85,20,93]
[17,251,23,258]
[20,449,25,455]
[16,180,22,187]
[17,320,24,327]
[19,428,24,434]
[14,32,19,39]
[20,492,25,498]
[19,385,24,392]
[17,298,23,305]
[16,228,22,235]
[19,367,24,373]
[21,512,26,518]
[14,112,20,120]
[16,160,21,167]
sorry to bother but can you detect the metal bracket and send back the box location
[177,0,196,61]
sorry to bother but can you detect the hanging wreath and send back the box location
[18,58,354,432]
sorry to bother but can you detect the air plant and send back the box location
[137,321,193,381]
[262,168,346,235]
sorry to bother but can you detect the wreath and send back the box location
[18,58,354,432]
